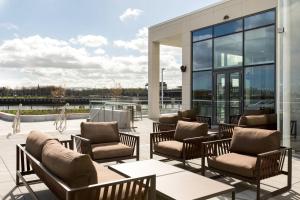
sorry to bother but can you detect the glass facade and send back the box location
[192,9,276,123]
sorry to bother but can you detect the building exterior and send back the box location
[148,0,300,150]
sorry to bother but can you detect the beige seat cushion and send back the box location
[230,127,280,155]
[42,140,98,188]
[92,142,133,160]
[208,153,257,177]
[81,122,120,144]
[25,130,56,161]
[174,120,208,141]
[154,140,183,158]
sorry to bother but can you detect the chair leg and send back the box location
[256,180,261,200]
[201,157,205,176]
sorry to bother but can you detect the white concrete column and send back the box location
[181,32,191,110]
[281,0,291,147]
[148,41,160,119]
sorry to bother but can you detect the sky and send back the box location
[0,0,221,89]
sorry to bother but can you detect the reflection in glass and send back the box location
[193,40,212,70]
[214,33,243,68]
[216,73,226,123]
[192,100,212,117]
[245,26,275,65]
[230,72,241,117]
[192,71,212,100]
[214,19,243,37]
[244,65,275,112]
[244,10,275,30]
[192,27,212,42]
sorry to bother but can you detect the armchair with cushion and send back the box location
[150,120,217,175]
[238,113,277,130]
[204,127,292,200]
[72,122,139,163]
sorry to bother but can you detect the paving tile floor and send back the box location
[0,118,299,199]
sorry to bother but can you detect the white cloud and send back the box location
[113,27,148,53]
[69,35,108,48]
[0,22,18,30]
[94,48,105,55]
[119,8,143,22]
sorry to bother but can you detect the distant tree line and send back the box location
[0,86,181,99]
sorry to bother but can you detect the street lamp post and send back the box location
[161,67,166,109]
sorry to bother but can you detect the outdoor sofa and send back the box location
[72,121,139,163]
[204,127,292,200]
[150,120,217,175]
[16,130,155,200]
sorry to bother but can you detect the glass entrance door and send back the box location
[215,70,242,123]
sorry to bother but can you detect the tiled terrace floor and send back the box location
[0,118,300,199]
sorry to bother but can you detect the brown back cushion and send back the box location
[178,110,197,121]
[238,115,268,127]
[81,122,120,144]
[159,114,178,124]
[230,127,280,155]
[25,130,56,161]
[42,140,98,188]
[174,120,208,141]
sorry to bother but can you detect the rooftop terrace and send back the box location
[0,118,300,199]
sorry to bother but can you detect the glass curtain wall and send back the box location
[192,9,276,122]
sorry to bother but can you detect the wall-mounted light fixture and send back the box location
[180,65,187,72]
[223,15,230,20]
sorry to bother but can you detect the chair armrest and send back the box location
[196,115,212,129]
[256,147,292,179]
[153,121,176,132]
[182,134,218,159]
[150,130,175,144]
[203,138,232,157]
[71,134,93,157]
[119,132,139,149]
[218,123,236,139]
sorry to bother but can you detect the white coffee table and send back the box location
[109,160,235,200]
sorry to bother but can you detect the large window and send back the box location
[192,71,212,100]
[244,65,275,111]
[214,33,243,68]
[191,9,276,120]
[245,26,275,65]
[193,40,212,70]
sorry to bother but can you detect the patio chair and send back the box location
[196,115,212,129]
[72,121,139,163]
[238,113,277,130]
[150,120,217,175]
[204,127,292,200]
[152,109,199,132]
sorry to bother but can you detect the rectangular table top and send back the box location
[109,160,235,200]
[109,159,184,177]
[157,171,234,200]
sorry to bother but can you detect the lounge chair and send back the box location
[17,131,155,200]
[204,127,292,200]
[150,120,217,175]
[72,121,139,163]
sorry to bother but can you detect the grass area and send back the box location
[1,108,89,115]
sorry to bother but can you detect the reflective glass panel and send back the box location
[245,10,275,30]
[214,20,243,37]
[193,40,212,70]
[192,71,212,100]
[244,65,275,112]
[192,100,212,118]
[245,26,275,65]
[214,33,243,68]
[192,27,212,42]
